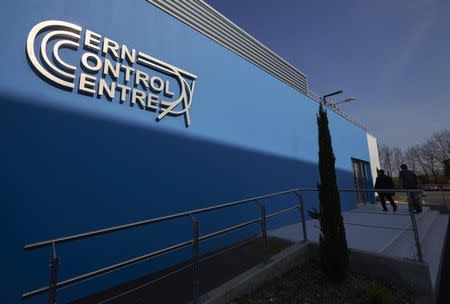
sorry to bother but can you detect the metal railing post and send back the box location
[295,192,308,241]
[406,191,424,262]
[48,242,59,304]
[256,200,268,263]
[189,214,200,303]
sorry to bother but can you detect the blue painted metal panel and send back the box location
[0,1,371,302]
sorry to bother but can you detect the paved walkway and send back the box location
[269,202,419,253]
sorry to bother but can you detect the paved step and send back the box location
[408,208,440,260]
[380,207,437,259]
[421,214,449,290]
[436,215,450,304]
[378,208,449,291]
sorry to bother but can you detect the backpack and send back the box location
[400,170,418,188]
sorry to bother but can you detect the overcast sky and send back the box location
[206,0,450,148]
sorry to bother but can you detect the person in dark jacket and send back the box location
[399,164,422,213]
[374,169,397,212]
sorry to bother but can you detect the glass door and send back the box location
[352,159,370,204]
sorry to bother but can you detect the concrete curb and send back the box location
[427,214,449,303]
[197,241,310,304]
[197,241,435,304]
[309,243,433,304]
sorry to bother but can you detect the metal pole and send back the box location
[189,214,200,303]
[407,192,424,262]
[48,242,59,304]
[295,192,308,241]
[256,200,268,263]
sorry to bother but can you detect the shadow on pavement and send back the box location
[71,237,294,304]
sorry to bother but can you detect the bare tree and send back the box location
[390,147,404,176]
[404,146,419,173]
[379,145,394,176]
[378,129,450,182]
[432,129,450,163]
[418,141,440,183]
[411,144,430,177]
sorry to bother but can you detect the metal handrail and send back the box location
[22,240,193,299]
[338,188,422,193]
[22,187,424,303]
[22,206,299,299]
[343,222,411,231]
[22,188,309,301]
[24,188,419,250]
[96,234,263,304]
[25,188,311,251]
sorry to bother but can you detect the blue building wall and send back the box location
[0,1,371,303]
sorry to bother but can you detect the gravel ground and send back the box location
[232,261,414,304]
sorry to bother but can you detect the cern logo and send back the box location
[26,20,198,126]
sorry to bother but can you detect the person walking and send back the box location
[399,164,422,213]
[374,169,397,212]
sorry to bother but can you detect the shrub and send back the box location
[362,284,396,304]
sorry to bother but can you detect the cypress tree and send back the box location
[317,105,349,282]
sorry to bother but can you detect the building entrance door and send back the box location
[352,159,370,204]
